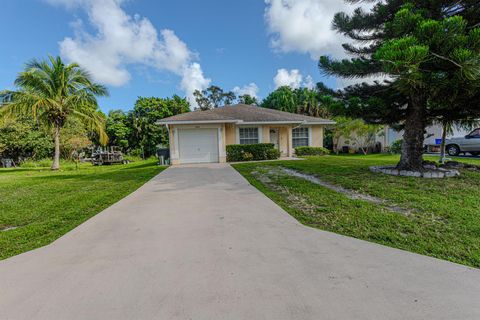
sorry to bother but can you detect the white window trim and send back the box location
[308,126,312,147]
[292,126,311,148]
[236,126,263,144]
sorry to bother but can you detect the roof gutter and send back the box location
[156,119,238,125]
[238,120,335,125]
[157,119,336,126]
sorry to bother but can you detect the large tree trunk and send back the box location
[51,124,61,170]
[439,123,448,164]
[397,95,427,171]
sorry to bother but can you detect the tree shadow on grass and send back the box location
[27,164,163,183]
[0,168,47,175]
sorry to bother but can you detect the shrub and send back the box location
[390,140,403,154]
[295,146,330,156]
[226,143,280,162]
[242,152,254,161]
[266,148,281,160]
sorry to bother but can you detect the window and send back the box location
[292,127,309,148]
[469,128,480,138]
[239,127,259,144]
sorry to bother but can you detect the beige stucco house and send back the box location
[158,104,335,165]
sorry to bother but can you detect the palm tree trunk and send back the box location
[51,124,61,170]
[439,122,448,164]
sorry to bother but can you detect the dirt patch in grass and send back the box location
[281,167,412,216]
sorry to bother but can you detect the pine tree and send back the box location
[320,1,480,171]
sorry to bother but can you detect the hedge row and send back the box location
[226,143,280,162]
[294,146,330,156]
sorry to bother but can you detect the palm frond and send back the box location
[2,55,109,141]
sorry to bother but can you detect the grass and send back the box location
[233,154,480,268]
[0,159,165,260]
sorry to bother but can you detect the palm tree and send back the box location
[0,56,108,170]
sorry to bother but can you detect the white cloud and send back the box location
[264,0,369,59]
[265,0,382,89]
[233,83,259,98]
[303,75,315,89]
[274,69,317,90]
[274,69,302,89]
[180,63,211,107]
[47,0,210,108]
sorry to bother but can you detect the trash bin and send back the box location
[157,148,170,165]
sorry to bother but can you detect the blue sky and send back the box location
[0,0,358,112]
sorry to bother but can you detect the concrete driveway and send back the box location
[1,164,480,320]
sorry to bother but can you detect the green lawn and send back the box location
[0,160,165,260]
[233,154,480,268]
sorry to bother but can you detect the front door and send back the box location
[270,128,279,149]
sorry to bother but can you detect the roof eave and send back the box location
[239,120,335,125]
[157,119,336,125]
[156,119,238,125]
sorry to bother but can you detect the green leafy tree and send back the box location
[296,87,331,118]
[261,86,297,113]
[60,117,93,159]
[261,86,331,117]
[128,95,190,157]
[330,116,353,154]
[0,56,108,170]
[346,119,383,155]
[330,116,382,155]
[106,110,131,149]
[320,1,480,171]
[0,117,52,161]
[193,85,236,110]
[238,94,258,105]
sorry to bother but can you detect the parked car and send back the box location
[446,128,480,156]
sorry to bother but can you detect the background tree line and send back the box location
[0,63,374,165]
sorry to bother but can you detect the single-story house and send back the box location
[158,104,335,165]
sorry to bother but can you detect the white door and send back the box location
[270,128,279,149]
[178,128,219,164]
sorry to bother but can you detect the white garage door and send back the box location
[178,128,219,164]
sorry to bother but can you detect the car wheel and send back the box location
[470,152,480,157]
[447,145,460,156]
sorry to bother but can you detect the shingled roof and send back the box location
[158,104,335,125]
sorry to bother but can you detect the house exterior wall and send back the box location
[311,126,324,148]
[225,123,236,145]
[167,123,326,164]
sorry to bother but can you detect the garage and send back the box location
[178,128,219,164]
